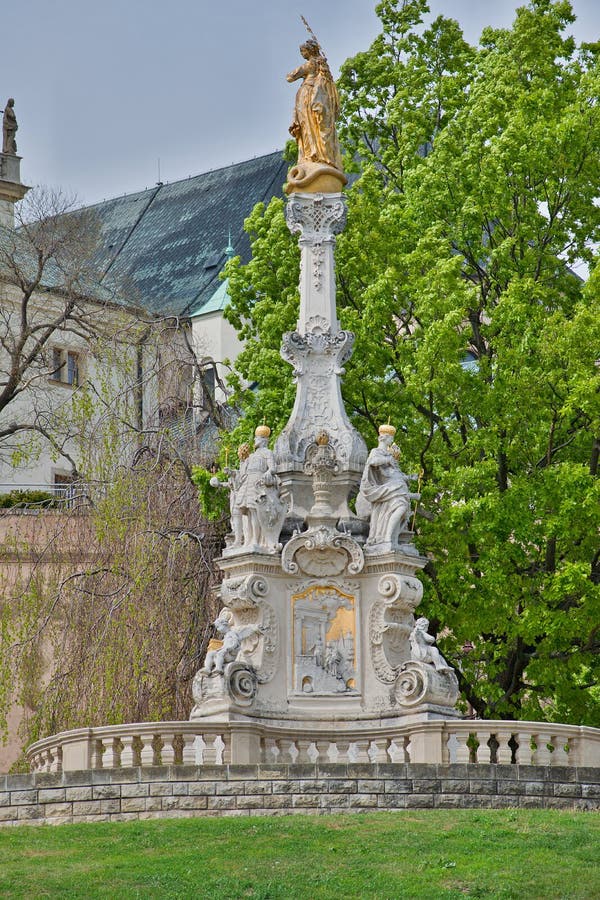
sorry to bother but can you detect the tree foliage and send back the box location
[224,0,600,723]
[1,456,225,765]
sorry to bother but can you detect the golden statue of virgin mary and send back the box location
[285,30,347,194]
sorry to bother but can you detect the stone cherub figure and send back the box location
[409,617,452,673]
[210,442,250,548]
[2,98,18,155]
[200,609,264,675]
[233,424,286,552]
[356,423,412,550]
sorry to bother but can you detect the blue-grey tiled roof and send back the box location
[88,151,287,317]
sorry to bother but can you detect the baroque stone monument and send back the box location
[24,29,600,779]
[189,28,459,760]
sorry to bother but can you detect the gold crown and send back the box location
[379,422,396,436]
[255,424,271,438]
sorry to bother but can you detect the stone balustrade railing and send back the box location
[27,722,230,774]
[26,718,600,774]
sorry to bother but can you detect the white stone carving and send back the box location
[394,661,459,710]
[219,574,269,611]
[291,583,358,694]
[369,573,424,685]
[228,431,287,554]
[191,660,258,712]
[312,243,325,291]
[199,609,264,675]
[253,601,278,684]
[275,193,367,484]
[409,617,452,672]
[283,526,363,576]
[281,431,364,576]
[285,193,347,245]
[209,444,250,548]
[378,573,424,612]
[357,431,412,552]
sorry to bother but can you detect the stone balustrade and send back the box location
[26,719,600,774]
[28,722,230,774]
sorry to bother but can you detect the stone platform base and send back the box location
[2,763,599,826]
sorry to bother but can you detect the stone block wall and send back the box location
[1,763,599,826]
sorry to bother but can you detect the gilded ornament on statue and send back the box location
[285,23,347,195]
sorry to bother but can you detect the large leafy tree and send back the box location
[224,0,600,724]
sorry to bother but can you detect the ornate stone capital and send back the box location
[280,319,354,377]
[285,193,347,243]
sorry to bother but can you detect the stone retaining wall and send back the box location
[1,763,599,826]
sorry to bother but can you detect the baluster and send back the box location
[93,739,105,769]
[262,737,279,763]
[475,730,492,764]
[532,732,553,766]
[514,731,532,765]
[368,739,389,763]
[551,735,570,766]
[103,738,120,769]
[389,736,409,764]
[495,729,514,764]
[453,731,472,764]
[160,733,176,766]
[199,733,217,764]
[314,740,330,764]
[139,734,155,767]
[200,733,226,765]
[181,733,198,765]
[351,739,371,763]
[333,740,350,763]
[295,739,314,763]
[326,741,339,763]
[195,735,207,764]
[279,739,298,763]
[120,735,137,767]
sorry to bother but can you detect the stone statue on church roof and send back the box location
[3,98,18,155]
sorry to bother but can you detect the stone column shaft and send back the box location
[275,193,367,507]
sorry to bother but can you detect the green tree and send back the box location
[224,0,600,724]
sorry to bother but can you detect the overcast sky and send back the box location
[2,1,599,207]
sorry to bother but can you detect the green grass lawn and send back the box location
[0,809,598,899]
